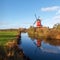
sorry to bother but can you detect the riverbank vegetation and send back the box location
[0,40,30,60]
[27,23,60,40]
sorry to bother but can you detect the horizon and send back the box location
[0,0,60,29]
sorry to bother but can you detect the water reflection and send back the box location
[28,34,42,47]
[28,34,60,54]
[31,38,42,48]
[36,39,41,47]
[28,33,60,46]
[19,33,60,60]
[44,39,60,46]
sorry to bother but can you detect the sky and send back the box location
[0,0,60,29]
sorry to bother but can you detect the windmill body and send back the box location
[33,18,42,28]
[36,19,42,27]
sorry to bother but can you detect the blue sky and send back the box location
[0,0,60,29]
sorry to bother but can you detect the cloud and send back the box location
[51,15,60,26]
[41,6,60,12]
[52,15,60,20]
[40,6,60,28]
[42,15,60,28]
[56,10,60,14]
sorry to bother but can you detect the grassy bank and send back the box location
[0,29,19,45]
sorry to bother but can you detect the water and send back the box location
[19,33,60,60]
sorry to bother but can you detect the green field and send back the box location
[0,30,19,45]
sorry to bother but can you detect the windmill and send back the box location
[33,14,42,27]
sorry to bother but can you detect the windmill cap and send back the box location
[37,19,41,21]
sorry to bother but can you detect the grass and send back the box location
[0,30,18,35]
[0,30,19,45]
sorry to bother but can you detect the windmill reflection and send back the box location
[28,34,42,48]
[36,39,42,47]
[31,38,42,48]
[31,38,42,53]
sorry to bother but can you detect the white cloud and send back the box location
[56,10,60,14]
[51,15,60,27]
[41,6,60,12]
[40,6,60,28]
[42,15,60,28]
[52,15,60,20]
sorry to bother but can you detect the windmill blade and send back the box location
[35,14,37,19]
[33,14,37,26]
[38,16,40,19]
[33,20,36,25]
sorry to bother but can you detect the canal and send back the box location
[19,33,60,60]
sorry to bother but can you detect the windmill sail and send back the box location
[33,20,37,25]
[33,14,37,26]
